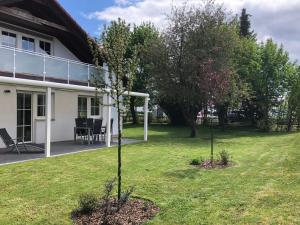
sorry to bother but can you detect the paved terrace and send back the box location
[0,139,140,166]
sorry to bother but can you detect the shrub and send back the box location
[78,193,99,213]
[219,150,230,165]
[190,159,200,165]
[190,157,204,165]
[118,187,134,209]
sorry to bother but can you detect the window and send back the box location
[1,31,17,48]
[37,94,46,117]
[78,97,87,118]
[91,97,100,116]
[39,40,51,55]
[37,94,55,118]
[22,36,35,51]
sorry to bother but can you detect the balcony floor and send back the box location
[0,138,140,166]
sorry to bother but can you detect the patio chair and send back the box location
[75,118,87,143]
[93,119,103,142]
[0,128,44,154]
[86,118,94,144]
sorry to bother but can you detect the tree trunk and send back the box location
[190,120,197,137]
[159,100,187,126]
[117,97,122,200]
[130,96,138,125]
[210,118,214,166]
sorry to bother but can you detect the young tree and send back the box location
[148,2,239,137]
[92,18,138,200]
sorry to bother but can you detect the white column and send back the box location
[45,87,52,157]
[144,97,149,141]
[106,93,112,147]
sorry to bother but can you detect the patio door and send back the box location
[17,92,32,142]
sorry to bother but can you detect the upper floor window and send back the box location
[22,36,35,52]
[39,40,51,55]
[1,31,17,48]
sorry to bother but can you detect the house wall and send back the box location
[0,84,119,148]
[53,38,79,61]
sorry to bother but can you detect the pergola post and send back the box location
[106,93,112,147]
[144,97,149,141]
[45,87,52,157]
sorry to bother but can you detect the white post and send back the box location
[45,87,52,157]
[106,93,112,147]
[13,48,16,78]
[144,97,149,141]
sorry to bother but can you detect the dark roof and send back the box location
[0,0,96,64]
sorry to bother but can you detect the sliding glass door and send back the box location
[17,92,32,142]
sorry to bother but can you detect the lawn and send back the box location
[0,125,299,225]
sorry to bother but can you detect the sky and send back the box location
[58,0,300,62]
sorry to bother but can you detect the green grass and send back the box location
[0,124,299,225]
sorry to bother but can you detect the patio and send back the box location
[0,138,140,165]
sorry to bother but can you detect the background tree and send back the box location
[239,8,255,39]
[93,18,138,200]
[253,40,292,130]
[148,2,239,137]
[287,67,300,131]
[128,23,159,124]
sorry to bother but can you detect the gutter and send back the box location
[0,76,149,98]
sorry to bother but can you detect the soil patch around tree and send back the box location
[73,198,159,225]
[194,160,234,169]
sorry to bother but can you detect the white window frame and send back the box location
[90,97,101,117]
[0,26,54,55]
[21,35,35,52]
[1,30,17,48]
[78,96,88,118]
[39,40,52,55]
[36,93,55,119]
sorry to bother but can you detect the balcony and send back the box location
[0,45,102,86]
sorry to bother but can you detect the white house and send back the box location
[0,0,149,156]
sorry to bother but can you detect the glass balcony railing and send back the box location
[0,45,103,86]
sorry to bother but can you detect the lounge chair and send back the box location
[0,128,44,154]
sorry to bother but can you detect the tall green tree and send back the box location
[254,39,292,130]
[287,67,300,131]
[234,37,261,125]
[128,23,159,124]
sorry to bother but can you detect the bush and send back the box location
[190,157,204,165]
[78,193,99,213]
[219,150,230,165]
[190,159,200,165]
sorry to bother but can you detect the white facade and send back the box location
[0,84,119,148]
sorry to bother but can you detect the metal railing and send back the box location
[0,45,102,86]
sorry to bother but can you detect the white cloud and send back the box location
[114,0,131,6]
[84,0,300,61]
